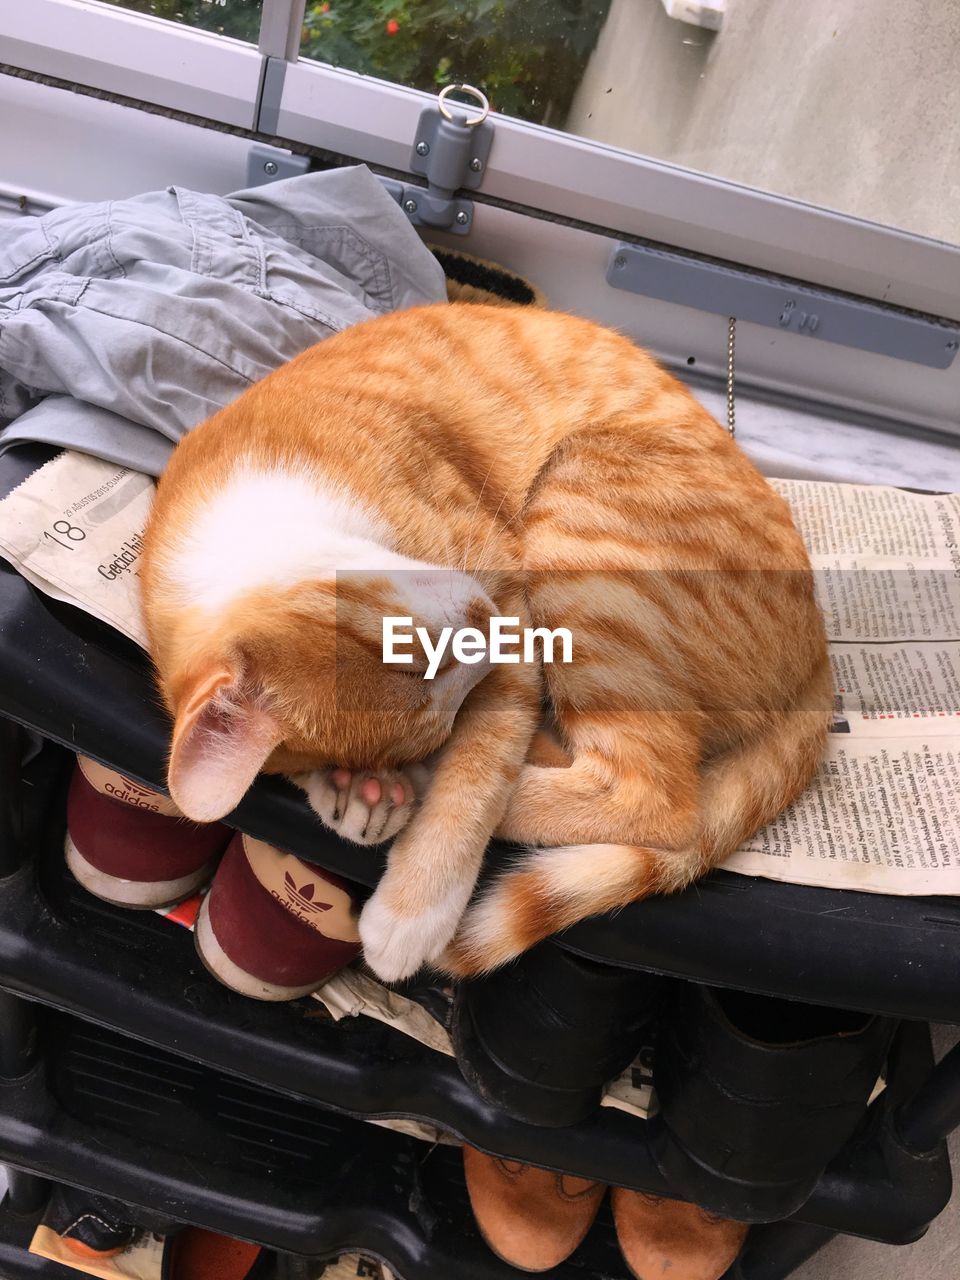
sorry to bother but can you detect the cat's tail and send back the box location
[444,671,831,977]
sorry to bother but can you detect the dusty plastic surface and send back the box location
[0,746,951,1236]
[0,1010,949,1275]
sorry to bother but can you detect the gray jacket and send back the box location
[0,166,447,475]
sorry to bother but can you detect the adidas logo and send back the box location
[283,870,333,915]
[103,777,162,811]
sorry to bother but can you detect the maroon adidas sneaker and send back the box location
[65,755,231,909]
[195,832,362,1001]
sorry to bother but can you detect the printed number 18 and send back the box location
[43,520,86,550]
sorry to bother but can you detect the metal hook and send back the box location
[437,83,490,128]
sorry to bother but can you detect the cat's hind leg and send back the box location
[496,714,702,848]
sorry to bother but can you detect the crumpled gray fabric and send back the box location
[0,165,447,476]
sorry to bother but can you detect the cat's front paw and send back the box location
[293,765,425,845]
[359,884,466,982]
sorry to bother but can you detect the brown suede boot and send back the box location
[612,1187,748,1280]
[463,1146,605,1272]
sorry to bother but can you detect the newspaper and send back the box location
[317,966,455,1057]
[723,478,960,894]
[0,452,152,646]
[0,453,957,904]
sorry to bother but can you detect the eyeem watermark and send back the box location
[383,616,573,680]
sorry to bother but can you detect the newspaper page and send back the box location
[324,1257,394,1280]
[723,479,960,894]
[0,452,152,647]
[0,454,958,901]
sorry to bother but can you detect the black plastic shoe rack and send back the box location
[1,447,959,1280]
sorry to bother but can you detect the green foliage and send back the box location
[301,0,611,123]
[101,0,611,124]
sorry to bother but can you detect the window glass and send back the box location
[98,0,263,41]
[300,0,609,126]
[299,0,960,245]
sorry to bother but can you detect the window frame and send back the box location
[5,0,959,320]
[2,0,959,439]
[0,0,265,129]
[274,58,960,324]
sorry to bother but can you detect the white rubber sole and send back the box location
[193,895,323,1002]
[64,834,213,909]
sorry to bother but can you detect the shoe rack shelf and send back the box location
[0,1004,947,1279]
[1,451,959,1280]
[0,746,951,1253]
[0,1002,637,1280]
[3,555,960,1024]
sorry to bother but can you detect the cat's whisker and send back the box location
[411,437,457,569]
[469,490,512,577]
[460,462,496,572]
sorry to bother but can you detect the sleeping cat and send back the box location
[141,303,830,982]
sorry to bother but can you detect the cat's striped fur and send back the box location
[142,303,830,981]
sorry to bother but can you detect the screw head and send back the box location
[455,210,470,225]
[469,157,483,172]
[614,254,627,269]
[403,198,418,214]
[415,141,430,157]
[947,339,959,350]
[263,159,279,176]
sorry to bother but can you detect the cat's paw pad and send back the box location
[293,767,421,845]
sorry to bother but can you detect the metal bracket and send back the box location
[245,142,311,189]
[395,84,494,236]
[607,241,960,370]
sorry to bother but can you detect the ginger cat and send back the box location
[141,303,830,982]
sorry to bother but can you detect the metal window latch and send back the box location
[247,85,492,236]
[385,83,494,236]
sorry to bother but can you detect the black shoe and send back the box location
[651,983,898,1221]
[44,1184,142,1260]
[452,941,667,1126]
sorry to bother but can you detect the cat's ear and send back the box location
[167,663,282,823]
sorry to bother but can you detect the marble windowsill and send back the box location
[693,389,959,491]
